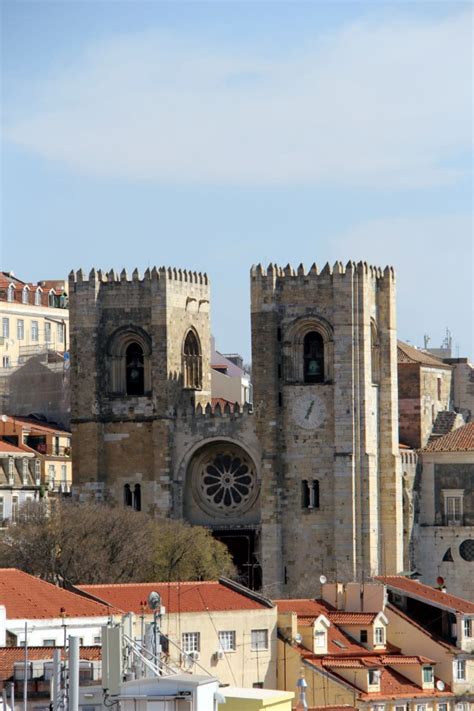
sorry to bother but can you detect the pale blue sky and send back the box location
[1,0,472,360]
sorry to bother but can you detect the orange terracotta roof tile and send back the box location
[422,422,474,453]
[0,441,32,455]
[0,569,118,619]
[79,580,269,613]
[376,576,474,614]
[328,612,377,625]
[276,598,328,616]
[397,342,450,369]
[0,646,101,682]
[360,667,452,700]
[2,416,70,435]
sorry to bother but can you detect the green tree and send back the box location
[0,500,234,585]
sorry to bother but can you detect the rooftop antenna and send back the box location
[423,335,431,350]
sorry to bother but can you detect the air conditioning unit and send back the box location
[214,650,224,661]
[189,651,200,661]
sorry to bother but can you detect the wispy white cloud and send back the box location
[4,10,472,187]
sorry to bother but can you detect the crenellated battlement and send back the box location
[250,260,395,287]
[68,266,209,287]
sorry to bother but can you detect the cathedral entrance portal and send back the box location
[212,528,262,591]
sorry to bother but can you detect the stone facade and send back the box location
[70,261,404,597]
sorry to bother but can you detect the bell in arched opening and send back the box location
[303,331,324,383]
[125,342,145,396]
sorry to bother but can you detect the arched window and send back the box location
[34,289,42,306]
[183,330,202,389]
[124,484,132,507]
[125,343,145,396]
[22,287,29,304]
[133,484,141,512]
[107,326,152,397]
[7,285,14,302]
[48,291,56,307]
[304,332,324,383]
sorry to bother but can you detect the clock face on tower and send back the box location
[292,392,326,430]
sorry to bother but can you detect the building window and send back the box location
[133,484,141,512]
[183,330,202,389]
[375,627,385,645]
[8,458,14,481]
[455,659,466,680]
[2,356,11,369]
[61,464,67,484]
[302,480,319,509]
[438,705,447,711]
[35,290,41,306]
[455,705,467,711]
[253,682,264,689]
[125,342,145,396]
[22,459,29,484]
[45,322,52,343]
[368,669,380,685]
[395,706,407,711]
[31,321,39,342]
[48,291,56,307]
[423,666,433,683]
[416,706,426,711]
[463,619,472,637]
[57,323,64,343]
[22,287,29,304]
[303,331,324,383]
[7,285,14,302]
[48,464,55,488]
[0,497,4,521]
[2,318,9,338]
[182,632,200,654]
[94,636,101,644]
[372,706,385,711]
[12,496,18,522]
[443,491,463,525]
[218,631,236,652]
[437,377,442,401]
[360,630,368,643]
[17,319,24,340]
[314,630,325,648]
[124,484,132,507]
[35,459,41,481]
[251,629,268,651]
[43,640,56,647]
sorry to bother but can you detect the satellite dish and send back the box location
[320,575,327,585]
[294,633,303,644]
[436,576,445,586]
[147,591,161,610]
[1,415,7,423]
[436,680,445,691]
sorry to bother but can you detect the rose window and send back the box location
[192,445,258,516]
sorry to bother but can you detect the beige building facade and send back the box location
[70,261,404,597]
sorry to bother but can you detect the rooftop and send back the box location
[397,341,450,369]
[375,576,474,615]
[0,569,118,619]
[0,646,101,681]
[79,579,271,614]
[422,421,474,453]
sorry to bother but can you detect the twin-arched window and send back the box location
[183,330,202,389]
[124,483,141,511]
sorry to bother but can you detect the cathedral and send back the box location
[69,261,403,597]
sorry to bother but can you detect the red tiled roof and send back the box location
[422,422,474,453]
[379,655,435,665]
[307,707,358,711]
[360,667,452,700]
[397,341,450,369]
[328,612,377,625]
[276,598,327,616]
[1,416,70,436]
[376,576,474,614]
[0,569,117,619]
[0,646,101,681]
[79,580,268,613]
[0,441,33,455]
[292,646,452,701]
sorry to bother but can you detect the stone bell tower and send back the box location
[251,261,403,596]
[69,266,211,513]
